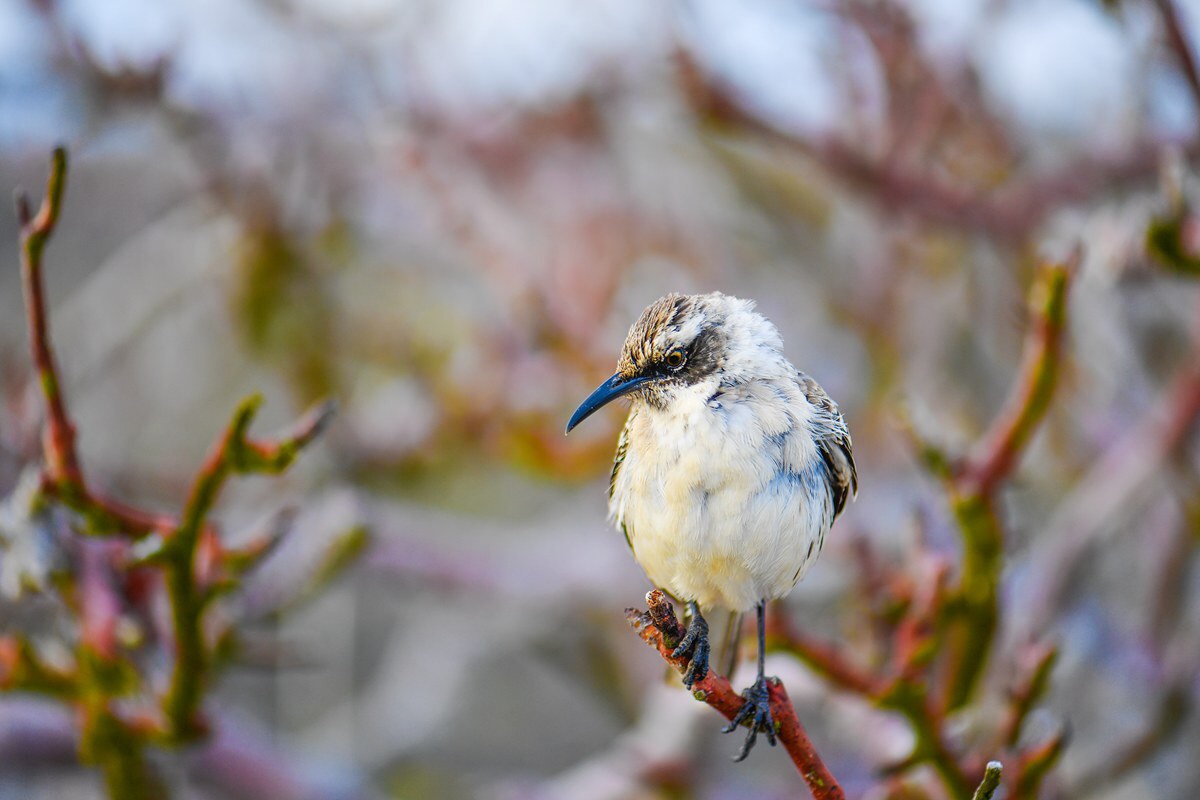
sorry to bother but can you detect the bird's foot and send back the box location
[722,675,777,761]
[671,609,710,689]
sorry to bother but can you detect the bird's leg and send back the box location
[671,600,710,689]
[722,601,776,761]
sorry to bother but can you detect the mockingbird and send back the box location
[567,291,856,760]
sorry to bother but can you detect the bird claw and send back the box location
[722,676,777,761]
[671,608,710,689]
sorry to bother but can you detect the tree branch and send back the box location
[627,591,845,800]
[17,147,175,538]
[162,394,336,740]
[17,147,79,487]
[7,147,352,795]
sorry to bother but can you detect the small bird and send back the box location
[566,292,856,760]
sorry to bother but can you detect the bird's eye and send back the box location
[665,350,686,369]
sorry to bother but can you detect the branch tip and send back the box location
[971,761,1003,800]
[14,188,30,225]
[292,398,338,446]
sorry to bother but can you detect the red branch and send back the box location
[627,591,845,800]
[16,147,174,538]
[17,147,79,486]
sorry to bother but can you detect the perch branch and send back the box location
[627,591,844,800]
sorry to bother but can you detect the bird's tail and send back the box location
[706,607,745,679]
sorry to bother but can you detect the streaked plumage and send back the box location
[567,291,856,760]
[606,293,855,611]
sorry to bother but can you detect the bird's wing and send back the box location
[798,372,858,519]
[609,408,637,550]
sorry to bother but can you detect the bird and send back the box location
[566,291,856,761]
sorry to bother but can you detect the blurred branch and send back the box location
[162,395,336,740]
[1002,645,1058,749]
[16,147,174,538]
[0,699,369,800]
[764,259,1074,798]
[0,638,77,699]
[771,609,975,799]
[1021,301,1200,637]
[675,50,1183,241]
[957,258,1074,496]
[939,256,1075,710]
[1065,681,1190,798]
[6,147,353,796]
[1010,728,1067,800]
[971,761,1002,800]
[1154,0,1200,113]
[627,590,844,800]
[1147,204,1200,275]
[16,147,74,485]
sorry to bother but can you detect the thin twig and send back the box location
[16,147,78,486]
[17,148,176,538]
[1002,645,1058,749]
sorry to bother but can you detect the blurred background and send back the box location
[2,0,1200,798]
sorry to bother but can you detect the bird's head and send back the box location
[566,292,784,433]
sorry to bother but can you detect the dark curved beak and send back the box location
[565,372,651,434]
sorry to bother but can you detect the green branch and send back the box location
[162,395,336,739]
[8,147,350,797]
[971,761,1002,800]
[940,257,1074,710]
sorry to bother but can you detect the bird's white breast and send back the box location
[609,375,834,612]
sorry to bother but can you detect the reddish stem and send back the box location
[17,147,80,487]
[627,592,845,800]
